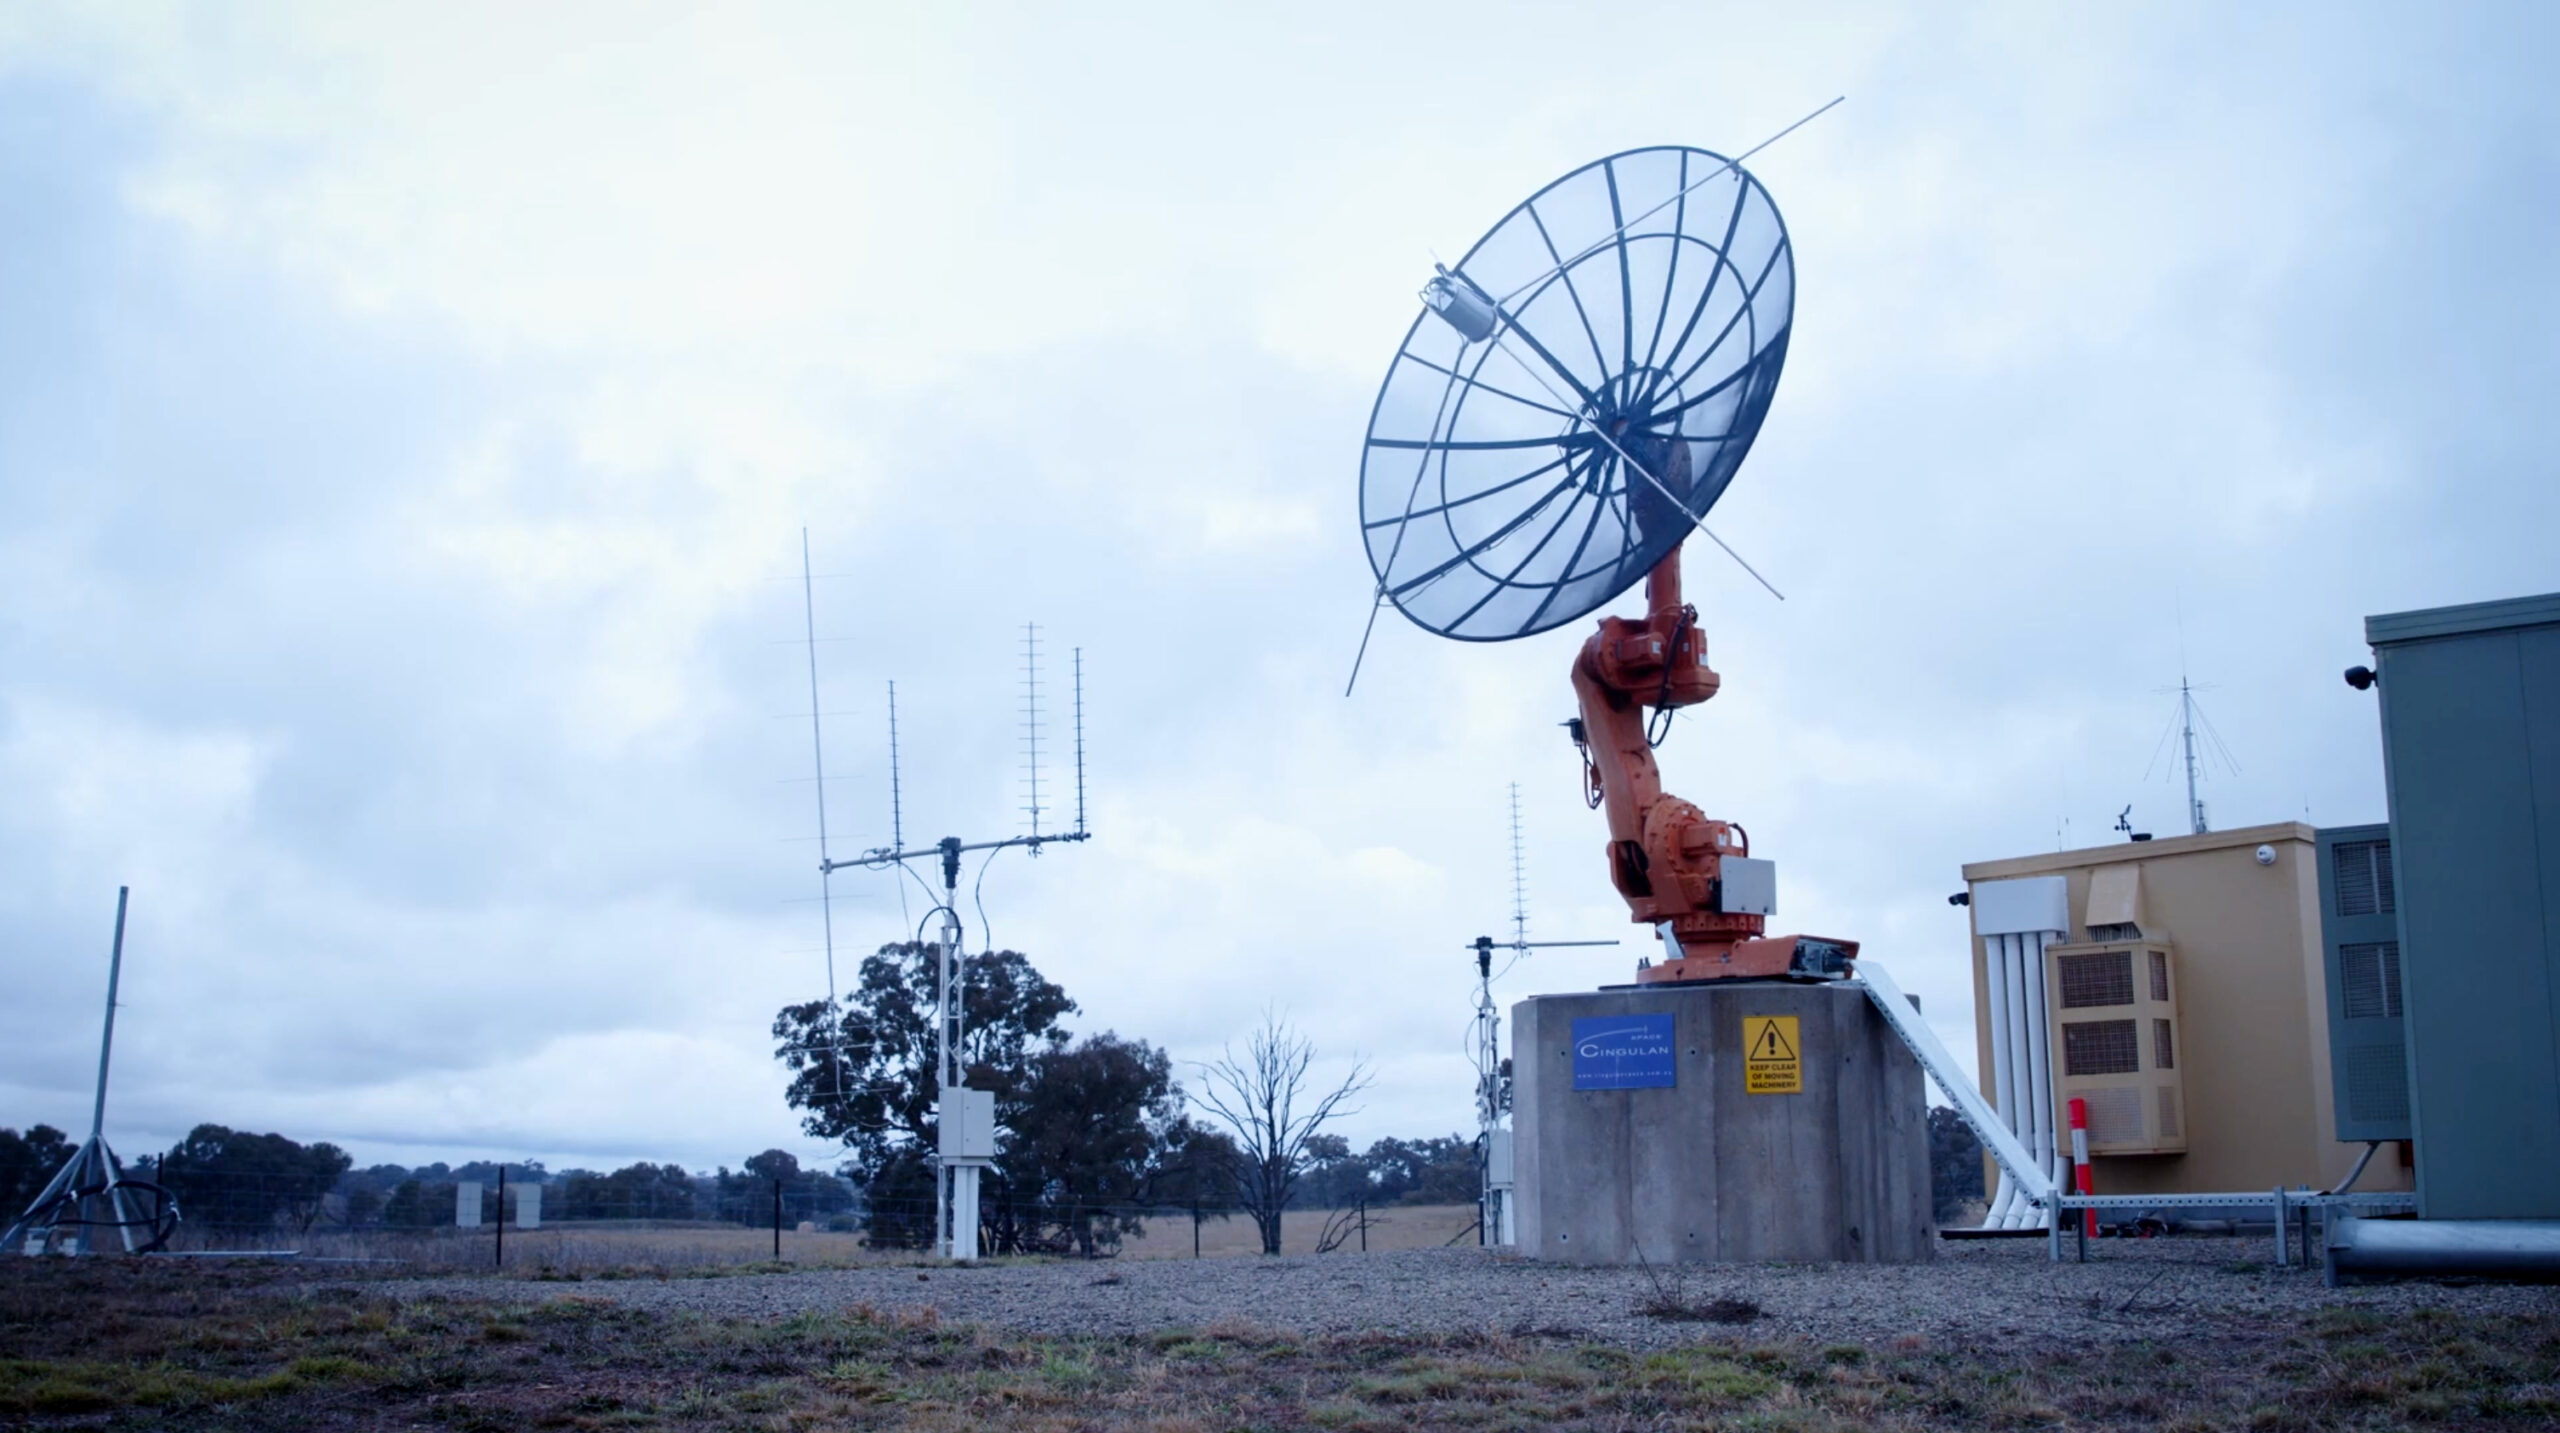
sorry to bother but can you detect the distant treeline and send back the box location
[1291,1134,1480,1210]
[1,1120,1491,1238]
[0,1124,861,1234]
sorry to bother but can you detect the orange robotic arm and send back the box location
[1570,543,1855,983]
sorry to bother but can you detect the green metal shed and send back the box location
[2366,591,2560,1220]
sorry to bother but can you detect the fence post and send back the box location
[1192,1199,1201,1258]
[495,1167,505,1270]
[1358,1197,1367,1253]
[773,1178,783,1261]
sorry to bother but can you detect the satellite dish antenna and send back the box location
[1356,135,1813,655]
[1356,110,1865,986]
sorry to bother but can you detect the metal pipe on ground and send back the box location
[2327,1216,2560,1285]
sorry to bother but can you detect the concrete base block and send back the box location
[1513,980,1934,1264]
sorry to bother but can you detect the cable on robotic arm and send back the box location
[1645,606,1693,749]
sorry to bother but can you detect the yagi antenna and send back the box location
[1072,647,1087,836]
[1508,782,1529,950]
[1022,623,1044,845]
[886,679,904,854]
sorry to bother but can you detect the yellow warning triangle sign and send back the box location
[1747,1019,1797,1061]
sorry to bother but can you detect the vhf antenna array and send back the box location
[830,621,1089,879]
[1471,783,1620,984]
[1468,783,1616,1246]
[797,532,1088,1261]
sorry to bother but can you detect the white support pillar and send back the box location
[950,1164,982,1260]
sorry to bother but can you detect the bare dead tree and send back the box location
[1192,1013,1372,1256]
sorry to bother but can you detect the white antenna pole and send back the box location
[801,531,845,1098]
[89,886,130,1145]
[934,841,964,1260]
[1471,932,1500,1246]
[942,885,962,1264]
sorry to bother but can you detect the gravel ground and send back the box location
[384,1237,2560,1353]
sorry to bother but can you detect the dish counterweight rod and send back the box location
[1487,97,1843,310]
[89,887,130,1144]
[1347,369,1467,697]
[1345,595,1389,697]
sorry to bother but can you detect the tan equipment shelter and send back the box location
[1963,822,2409,1199]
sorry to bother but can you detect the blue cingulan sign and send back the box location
[1572,1013,1677,1090]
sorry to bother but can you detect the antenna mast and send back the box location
[4,888,178,1255]
[824,628,1093,1262]
[1469,786,1617,1246]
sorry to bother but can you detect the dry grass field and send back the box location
[8,1252,2560,1431]
[199,1205,1482,1276]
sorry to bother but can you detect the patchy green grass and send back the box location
[4,1257,2559,1429]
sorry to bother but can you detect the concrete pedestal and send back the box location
[1512,980,1934,1264]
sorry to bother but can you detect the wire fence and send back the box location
[19,1168,1487,1271]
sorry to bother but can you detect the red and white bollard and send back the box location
[2068,1096,2097,1236]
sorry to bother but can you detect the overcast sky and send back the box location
[4,2,2554,1176]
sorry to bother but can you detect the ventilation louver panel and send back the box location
[2080,1087,2145,1144]
[2340,942,2404,1020]
[2058,950,2134,1008]
[2344,1043,2411,1126]
[2318,824,2409,1143]
[2063,1019,2140,1075]
[2333,838,2396,918]
[2045,940,2185,1155]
